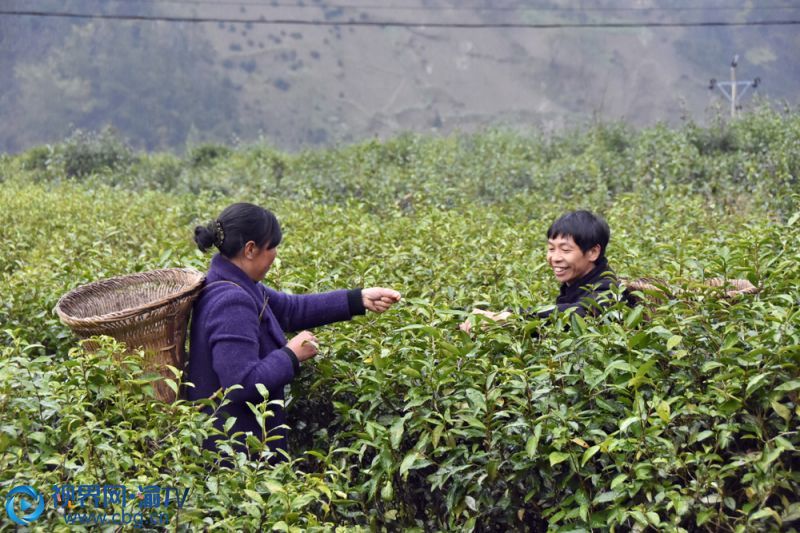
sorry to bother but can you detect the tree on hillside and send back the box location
[0,2,80,153]
[12,19,240,151]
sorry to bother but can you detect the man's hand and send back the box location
[473,308,511,321]
[287,330,319,362]
[458,308,511,333]
[362,287,402,313]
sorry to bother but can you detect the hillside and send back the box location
[1,1,798,152]
[203,1,799,148]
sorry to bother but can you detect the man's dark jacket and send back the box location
[535,257,636,318]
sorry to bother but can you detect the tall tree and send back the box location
[9,12,239,151]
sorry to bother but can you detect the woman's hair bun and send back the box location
[194,203,282,258]
[194,223,216,252]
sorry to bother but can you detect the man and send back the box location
[459,210,635,332]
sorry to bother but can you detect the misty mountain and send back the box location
[1,0,798,153]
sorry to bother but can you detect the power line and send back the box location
[63,0,800,13]
[2,9,800,28]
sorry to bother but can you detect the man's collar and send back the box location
[561,257,610,290]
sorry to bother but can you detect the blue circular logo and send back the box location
[5,486,45,526]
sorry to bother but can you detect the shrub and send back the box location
[2,111,799,531]
[53,128,135,178]
[0,335,359,531]
[128,153,185,191]
[187,143,233,168]
[686,121,740,155]
[19,145,55,172]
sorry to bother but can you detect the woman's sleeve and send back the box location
[207,290,297,403]
[266,287,366,332]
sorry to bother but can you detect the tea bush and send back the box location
[188,143,233,168]
[10,105,799,217]
[54,128,136,179]
[0,335,361,532]
[1,110,798,531]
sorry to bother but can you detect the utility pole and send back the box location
[709,55,760,118]
[730,57,737,118]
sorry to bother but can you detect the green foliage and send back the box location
[188,143,234,168]
[127,152,186,191]
[14,128,138,180]
[686,120,740,155]
[13,129,138,181]
[19,145,56,172]
[10,18,240,151]
[292,275,800,531]
[1,114,799,531]
[55,128,136,178]
[0,335,359,531]
[11,107,799,219]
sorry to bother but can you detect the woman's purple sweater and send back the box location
[187,254,364,454]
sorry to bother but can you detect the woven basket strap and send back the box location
[202,280,270,322]
[203,280,243,290]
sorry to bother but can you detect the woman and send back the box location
[189,202,401,459]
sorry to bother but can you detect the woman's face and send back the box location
[251,244,278,281]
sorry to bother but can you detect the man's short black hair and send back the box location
[546,210,610,259]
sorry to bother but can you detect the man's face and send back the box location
[546,235,600,285]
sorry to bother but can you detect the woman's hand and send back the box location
[458,308,511,333]
[362,287,402,313]
[287,330,319,362]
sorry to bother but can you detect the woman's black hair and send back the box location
[194,203,282,257]
[546,210,610,259]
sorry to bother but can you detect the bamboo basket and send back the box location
[55,268,205,402]
[623,277,758,300]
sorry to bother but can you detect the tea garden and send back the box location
[1,108,799,531]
